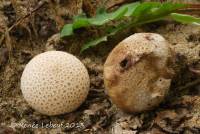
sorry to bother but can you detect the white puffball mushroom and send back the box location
[21,51,90,116]
[104,33,174,113]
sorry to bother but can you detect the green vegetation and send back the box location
[60,2,200,53]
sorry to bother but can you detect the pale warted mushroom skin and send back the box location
[21,51,90,116]
[104,33,174,113]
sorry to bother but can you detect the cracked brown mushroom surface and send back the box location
[104,33,174,113]
[21,51,90,116]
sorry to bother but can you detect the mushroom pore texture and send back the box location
[21,51,90,116]
[104,33,174,113]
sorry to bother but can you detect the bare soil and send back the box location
[0,0,200,134]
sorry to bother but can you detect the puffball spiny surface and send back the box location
[21,51,90,116]
[104,33,174,113]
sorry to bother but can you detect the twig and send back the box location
[187,4,200,8]
[177,78,200,91]
[0,1,47,46]
[189,67,200,75]
[8,1,46,32]
[0,34,5,46]
[178,7,200,15]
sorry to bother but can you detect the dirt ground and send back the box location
[0,0,200,134]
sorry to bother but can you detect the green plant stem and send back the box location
[106,17,165,38]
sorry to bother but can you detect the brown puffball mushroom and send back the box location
[21,51,90,116]
[104,33,174,113]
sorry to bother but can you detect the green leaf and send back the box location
[61,2,141,37]
[80,2,187,52]
[81,22,130,53]
[132,2,161,18]
[132,2,186,22]
[124,2,141,17]
[61,1,196,52]
[81,36,107,53]
[89,5,128,25]
[171,13,200,25]
[60,24,73,37]
[147,3,186,19]
[73,18,90,29]
[158,2,186,12]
